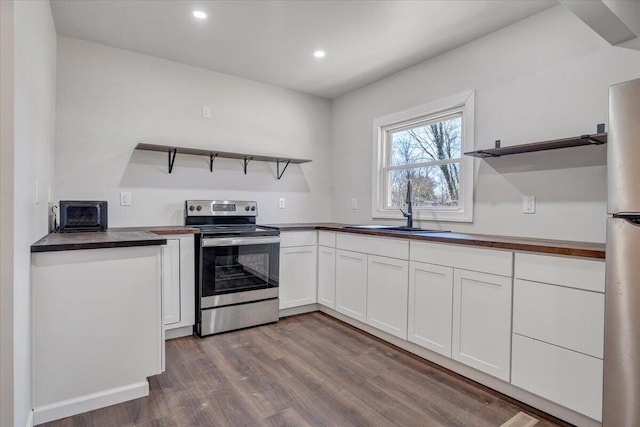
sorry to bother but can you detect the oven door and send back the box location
[200,236,280,309]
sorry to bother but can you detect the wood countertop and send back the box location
[262,224,606,259]
[31,230,167,253]
[111,226,200,235]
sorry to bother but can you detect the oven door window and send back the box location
[201,243,277,297]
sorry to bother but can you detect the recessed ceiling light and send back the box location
[313,50,326,59]
[192,10,207,20]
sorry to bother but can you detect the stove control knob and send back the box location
[196,205,202,211]
[245,206,250,211]
[251,206,256,211]
[189,205,195,211]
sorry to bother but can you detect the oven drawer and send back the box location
[199,298,279,336]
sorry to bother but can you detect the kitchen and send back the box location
[1,1,639,426]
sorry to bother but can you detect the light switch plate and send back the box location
[278,197,285,209]
[120,191,132,206]
[522,196,535,214]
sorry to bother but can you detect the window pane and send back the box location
[388,164,460,208]
[390,115,461,167]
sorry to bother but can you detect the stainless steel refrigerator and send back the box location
[603,77,640,425]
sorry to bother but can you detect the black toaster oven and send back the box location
[58,201,108,233]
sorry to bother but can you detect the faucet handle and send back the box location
[399,208,411,218]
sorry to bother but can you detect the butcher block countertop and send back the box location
[31,230,167,253]
[263,223,606,259]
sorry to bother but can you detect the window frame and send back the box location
[372,90,475,223]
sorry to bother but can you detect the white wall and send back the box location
[55,37,332,227]
[331,5,640,243]
[11,1,57,426]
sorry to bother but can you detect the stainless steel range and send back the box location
[186,200,280,337]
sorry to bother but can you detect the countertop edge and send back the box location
[31,238,168,253]
[263,224,606,259]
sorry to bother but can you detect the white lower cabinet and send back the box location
[162,235,195,331]
[335,249,367,322]
[317,246,336,309]
[366,255,409,339]
[511,334,603,421]
[452,269,512,381]
[279,245,318,309]
[162,239,181,325]
[408,261,454,357]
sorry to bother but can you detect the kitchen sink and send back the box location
[344,225,449,233]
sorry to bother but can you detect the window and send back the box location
[372,90,474,222]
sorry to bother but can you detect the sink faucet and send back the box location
[399,180,413,228]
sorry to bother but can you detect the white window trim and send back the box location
[372,89,475,223]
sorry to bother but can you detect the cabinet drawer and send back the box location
[280,231,317,248]
[515,253,605,292]
[513,279,604,358]
[512,334,603,421]
[318,231,336,247]
[337,233,409,259]
[411,241,512,276]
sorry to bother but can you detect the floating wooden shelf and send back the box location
[464,133,607,158]
[135,143,312,179]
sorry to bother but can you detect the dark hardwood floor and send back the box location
[41,313,568,427]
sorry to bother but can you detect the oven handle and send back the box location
[202,236,281,247]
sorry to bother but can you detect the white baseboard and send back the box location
[279,303,319,318]
[165,325,193,340]
[32,381,149,425]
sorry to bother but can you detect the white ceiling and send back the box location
[50,0,557,99]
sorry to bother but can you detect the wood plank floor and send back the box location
[41,312,569,427]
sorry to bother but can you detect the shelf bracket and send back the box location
[476,150,501,158]
[581,135,606,145]
[276,159,291,180]
[209,153,217,172]
[168,148,177,173]
[243,156,254,175]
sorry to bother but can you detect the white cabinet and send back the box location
[452,269,512,382]
[408,261,454,357]
[317,246,336,309]
[162,239,181,325]
[335,249,368,322]
[367,255,409,339]
[32,246,163,424]
[511,253,605,421]
[279,245,317,309]
[161,235,195,332]
[512,334,603,421]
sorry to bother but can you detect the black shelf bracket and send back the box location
[477,150,501,158]
[243,156,254,175]
[168,148,177,173]
[276,159,291,180]
[581,135,606,145]
[209,153,217,172]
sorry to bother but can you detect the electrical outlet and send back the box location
[202,105,211,119]
[279,197,285,209]
[522,196,535,214]
[120,191,132,206]
[351,198,358,210]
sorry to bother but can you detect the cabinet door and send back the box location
[317,246,336,309]
[335,249,367,322]
[408,261,454,357]
[162,239,181,325]
[367,255,409,339]
[452,269,512,381]
[279,246,317,309]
